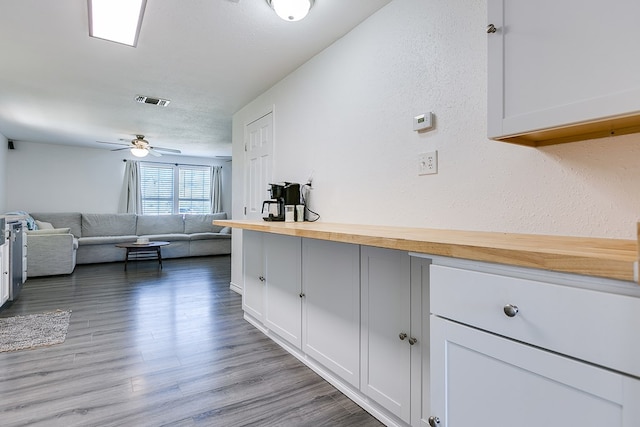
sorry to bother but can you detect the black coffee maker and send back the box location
[262,182,301,221]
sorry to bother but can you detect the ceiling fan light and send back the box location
[131,147,149,157]
[269,0,313,22]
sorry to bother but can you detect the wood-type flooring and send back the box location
[0,256,383,427]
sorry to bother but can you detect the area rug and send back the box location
[0,309,71,352]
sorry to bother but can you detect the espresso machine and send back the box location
[262,182,301,221]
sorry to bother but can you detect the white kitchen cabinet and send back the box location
[430,316,640,427]
[242,230,265,322]
[361,248,432,426]
[429,261,640,427]
[0,241,9,306]
[242,230,302,349]
[487,0,640,146]
[361,246,412,422]
[302,238,361,388]
[263,233,302,348]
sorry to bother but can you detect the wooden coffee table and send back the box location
[115,241,170,271]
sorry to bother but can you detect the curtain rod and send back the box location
[122,159,219,168]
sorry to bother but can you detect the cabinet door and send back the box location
[488,0,640,143]
[430,316,640,427]
[302,239,360,388]
[361,246,411,422]
[264,234,302,348]
[242,230,264,322]
[411,256,431,427]
[22,232,27,283]
[0,242,8,306]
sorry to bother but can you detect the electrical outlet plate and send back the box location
[418,151,437,175]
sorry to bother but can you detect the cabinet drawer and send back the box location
[430,264,640,378]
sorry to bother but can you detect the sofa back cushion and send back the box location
[184,212,227,234]
[82,213,137,237]
[136,215,184,236]
[30,212,82,237]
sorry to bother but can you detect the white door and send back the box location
[264,234,302,349]
[245,112,273,220]
[360,246,411,422]
[430,316,640,427]
[302,239,361,388]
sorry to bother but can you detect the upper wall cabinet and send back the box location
[487,0,640,146]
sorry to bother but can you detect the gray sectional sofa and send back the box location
[26,212,231,277]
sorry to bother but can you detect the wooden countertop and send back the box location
[214,220,639,283]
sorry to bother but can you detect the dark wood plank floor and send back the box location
[0,256,383,427]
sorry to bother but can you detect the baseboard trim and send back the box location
[229,281,242,295]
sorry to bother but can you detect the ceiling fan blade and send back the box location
[147,148,163,157]
[150,146,181,154]
[110,147,130,152]
[97,140,130,147]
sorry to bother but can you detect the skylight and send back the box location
[88,0,147,47]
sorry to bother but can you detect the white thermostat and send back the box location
[413,112,434,131]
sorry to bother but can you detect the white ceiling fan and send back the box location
[97,135,181,157]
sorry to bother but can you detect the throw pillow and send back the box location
[35,220,54,230]
[26,228,71,235]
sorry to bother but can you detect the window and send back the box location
[140,163,212,215]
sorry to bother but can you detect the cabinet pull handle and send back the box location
[299,292,305,298]
[487,24,497,33]
[258,276,265,282]
[503,304,519,317]
[408,337,418,345]
[428,416,440,426]
[399,332,407,341]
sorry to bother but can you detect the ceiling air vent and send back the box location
[135,95,170,107]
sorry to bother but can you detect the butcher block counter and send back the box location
[214,220,640,283]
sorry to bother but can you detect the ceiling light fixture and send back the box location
[266,0,314,22]
[130,147,149,158]
[88,0,147,47]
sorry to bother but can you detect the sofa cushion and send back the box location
[35,220,54,229]
[184,212,227,234]
[78,235,138,246]
[189,232,232,241]
[26,228,71,235]
[31,212,82,237]
[137,215,184,235]
[82,213,137,237]
[142,233,190,241]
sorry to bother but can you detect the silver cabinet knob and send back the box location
[399,332,407,341]
[428,416,440,426]
[487,24,497,33]
[503,304,519,317]
[408,337,418,345]
[258,276,265,282]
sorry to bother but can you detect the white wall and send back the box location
[6,141,232,214]
[0,133,7,212]
[233,0,640,240]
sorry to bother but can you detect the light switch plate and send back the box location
[413,112,434,131]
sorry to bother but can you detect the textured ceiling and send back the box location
[0,0,391,158]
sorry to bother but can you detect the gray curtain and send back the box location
[211,166,222,213]
[118,160,141,214]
